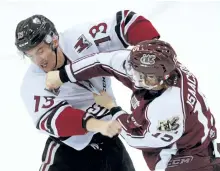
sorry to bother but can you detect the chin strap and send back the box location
[51,44,58,71]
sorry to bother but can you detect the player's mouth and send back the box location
[41,61,48,68]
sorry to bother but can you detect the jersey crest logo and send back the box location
[157,116,180,132]
[74,34,92,53]
[140,54,156,66]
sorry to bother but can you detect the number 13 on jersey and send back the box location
[89,22,111,46]
[74,22,111,53]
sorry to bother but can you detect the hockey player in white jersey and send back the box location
[15,11,160,171]
[45,39,220,171]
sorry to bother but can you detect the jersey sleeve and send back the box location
[63,50,133,89]
[112,10,160,47]
[112,87,185,148]
[20,73,87,137]
[69,10,160,58]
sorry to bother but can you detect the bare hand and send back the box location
[99,120,122,138]
[93,91,116,109]
[45,71,63,90]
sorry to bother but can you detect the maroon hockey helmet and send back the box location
[129,39,177,79]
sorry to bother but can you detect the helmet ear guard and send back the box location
[44,31,58,51]
[164,70,179,86]
[44,33,53,44]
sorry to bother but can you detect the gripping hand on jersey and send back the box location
[46,71,64,90]
[93,91,117,109]
[86,118,122,138]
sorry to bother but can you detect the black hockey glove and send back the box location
[109,106,123,116]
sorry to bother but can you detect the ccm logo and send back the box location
[168,156,193,167]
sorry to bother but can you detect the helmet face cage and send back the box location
[124,55,133,80]
[124,55,161,89]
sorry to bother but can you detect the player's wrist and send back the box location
[59,68,70,83]
[85,118,106,133]
[110,106,127,120]
[105,102,117,109]
[82,113,95,130]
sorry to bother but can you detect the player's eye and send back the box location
[146,74,156,79]
[38,49,44,54]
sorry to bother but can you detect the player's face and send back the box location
[25,42,57,72]
[132,70,160,89]
[124,56,162,90]
[144,74,160,89]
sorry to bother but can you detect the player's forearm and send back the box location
[59,62,114,83]
[59,51,132,89]
[85,118,106,132]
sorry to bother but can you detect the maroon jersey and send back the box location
[64,50,217,170]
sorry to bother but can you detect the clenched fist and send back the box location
[86,119,122,138]
[99,120,122,138]
[45,71,63,90]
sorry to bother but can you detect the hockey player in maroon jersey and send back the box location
[45,39,220,171]
[15,10,160,171]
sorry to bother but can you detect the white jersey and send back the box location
[21,10,160,150]
[21,62,114,151]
